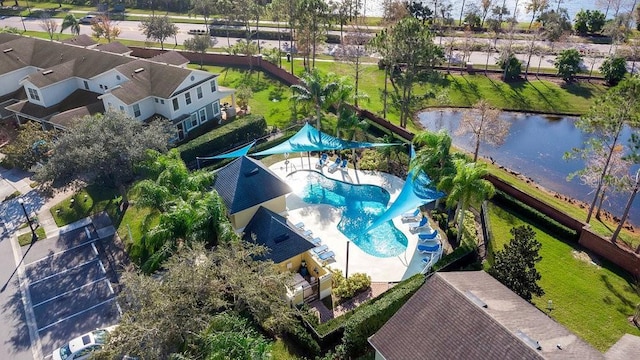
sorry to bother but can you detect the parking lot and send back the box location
[19,224,123,357]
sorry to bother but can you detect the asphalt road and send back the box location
[2,14,636,72]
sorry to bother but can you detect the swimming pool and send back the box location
[287,170,408,258]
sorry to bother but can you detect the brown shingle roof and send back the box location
[369,272,604,360]
[149,51,189,66]
[61,34,97,47]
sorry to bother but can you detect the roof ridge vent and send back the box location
[3,48,13,53]
[515,330,542,351]
[134,67,145,73]
[42,69,53,75]
[465,291,487,308]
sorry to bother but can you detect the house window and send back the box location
[213,102,220,115]
[185,92,192,105]
[99,84,104,89]
[172,98,179,111]
[190,113,198,129]
[27,88,40,101]
[116,75,121,81]
[119,105,124,111]
[104,85,108,89]
[197,86,203,99]
[154,98,158,103]
[160,99,165,104]
[210,81,216,93]
[133,104,141,117]
[83,80,89,90]
[199,108,206,122]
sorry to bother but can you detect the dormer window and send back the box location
[27,88,40,101]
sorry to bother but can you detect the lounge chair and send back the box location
[422,254,434,264]
[328,158,342,173]
[417,230,438,241]
[302,229,313,238]
[338,159,348,171]
[417,243,440,254]
[315,153,328,169]
[293,222,305,230]
[407,217,428,231]
[312,245,329,255]
[401,209,420,219]
[310,237,322,246]
[318,250,335,261]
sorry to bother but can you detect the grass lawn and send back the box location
[487,203,640,352]
[270,339,303,360]
[484,161,640,250]
[17,226,46,246]
[50,185,121,227]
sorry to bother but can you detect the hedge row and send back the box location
[491,190,579,241]
[209,28,341,44]
[341,274,426,357]
[176,115,267,164]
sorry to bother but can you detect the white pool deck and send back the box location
[269,155,440,283]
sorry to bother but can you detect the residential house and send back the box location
[243,206,332,305]
[369,271,604,360]
[0,34,234,140]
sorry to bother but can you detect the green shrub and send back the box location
[286,322,320,356]
[177,115,267,164]
[358,149,386,172]
[497,53,522,81]
[332,270,372,300]
[341,274,425,357]
[431,210,449,230]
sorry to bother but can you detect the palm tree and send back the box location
[336,107,368,166]
[438,159,495,243]
[60,14,80,36]
[410,130,455,185]
[290,69,338,131]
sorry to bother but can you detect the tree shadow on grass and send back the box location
[599,273,638,317]
[561,82,596,99]
[504,81,532,110]
[522,81,555,110]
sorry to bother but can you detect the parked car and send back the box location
[52,328,111,360]
[79,15,96,24]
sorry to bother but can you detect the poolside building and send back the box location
[213,156,291,230]
[369,271,603,359]
[242,206,332,305]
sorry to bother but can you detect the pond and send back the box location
[417,109,639,226]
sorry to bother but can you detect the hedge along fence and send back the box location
[341,274,426,357]
[176,114,267,165]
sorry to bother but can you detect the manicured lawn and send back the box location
[487,203,640,352]
[17,226,46,246]
[50,185,121,227]
[270,339,303,360]
[484,161,640,250]
[115,201,160,261]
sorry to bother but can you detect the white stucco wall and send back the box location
[38,78,82,108]
[0,67,37,97]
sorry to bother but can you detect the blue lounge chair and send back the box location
[401,209,420,219]
[318,250,335,261]
[408,217,428,231]
[310,237,322,246]
[302,229,313,238]
[315,153,328,169]
[338,159,348,171]
[328,158,342,172]
[417,243,440,254]
[422,255,434,264]
[294,222,305,230]
[312,245,329,255]
[417,230,438,241]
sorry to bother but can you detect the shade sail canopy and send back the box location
[197,141,255,160]
[363,147,445,233]
[252,123,396,156]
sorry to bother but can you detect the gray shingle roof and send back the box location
[369,271,604,360]
[213,156,291,215]
[95,41,131,54]
[149,51,189,66]
[242,206,315,263]
[61,34,97,47]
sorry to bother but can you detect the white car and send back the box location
[52,328,110,360]
[79,15,96,24]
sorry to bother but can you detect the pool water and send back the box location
[288,171,408,258]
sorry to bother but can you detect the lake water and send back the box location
[417,109,640,226]
[361,0,632,22]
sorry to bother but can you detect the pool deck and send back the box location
[269,155,439,283]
